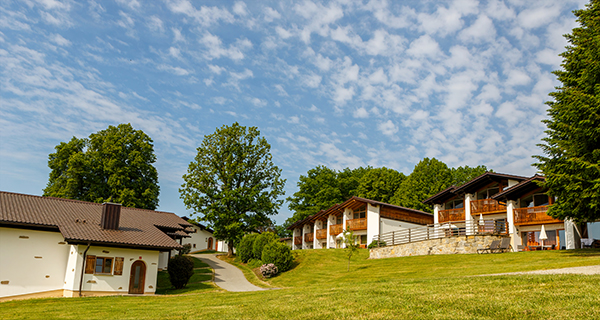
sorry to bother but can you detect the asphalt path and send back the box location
[190,254,267,292]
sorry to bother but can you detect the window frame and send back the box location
[94,256,114,275]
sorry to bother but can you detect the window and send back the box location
[447,199,463,209]
[85,255,122,275]
[353,205,366,219]
[360,235,367,244]
[520,193,549,208]
[193,243,196,248]
[336,216,342,225]
[95,257,113,274]
[478,186,500,200]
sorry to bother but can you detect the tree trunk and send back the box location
[228,240,234,257]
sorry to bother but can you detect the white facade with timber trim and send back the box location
[0,191,192,301]
[288,196,433,250]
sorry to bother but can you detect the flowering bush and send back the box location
[260,263,278,278]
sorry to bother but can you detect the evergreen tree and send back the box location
[535,0,600,222]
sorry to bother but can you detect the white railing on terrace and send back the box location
[372,219,508,248]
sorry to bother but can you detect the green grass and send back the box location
[154,256,218,295]
[1,249,599,319]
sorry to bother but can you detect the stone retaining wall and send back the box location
[369,235,508,259]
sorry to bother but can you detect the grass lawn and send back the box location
[155,256,218,295]
[1,249,599,319]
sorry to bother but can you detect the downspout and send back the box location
[79,242,91,297]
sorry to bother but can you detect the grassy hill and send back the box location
[1,249,599,319]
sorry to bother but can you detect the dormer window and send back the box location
[447,199,464,209]
[520,194,549,208]
[478,186,500,199]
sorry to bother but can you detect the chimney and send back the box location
[101,203,121,230]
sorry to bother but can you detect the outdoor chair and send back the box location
[493,238,512,253]
[516,245,524,252]
[477,240,500,254]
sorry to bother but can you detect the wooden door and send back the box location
[208,237,213,250]
[129,260,146,294]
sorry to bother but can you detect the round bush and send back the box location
[167,255,194,289]
[252,232,278,260]
[261,241,293,272]
[238,233,259,263]
[367,240,386,249]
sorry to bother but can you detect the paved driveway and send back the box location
[190,254,266,292]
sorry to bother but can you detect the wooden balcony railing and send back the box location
[330,224,343,235]
[471,199,506,214]
[347,218,367,230]
[439,208,465,223]
[514,206,563,226]
[316,229,328,239]
[294,236,302,245]
[304,233,314,242]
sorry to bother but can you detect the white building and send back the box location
[288,196,434,250]
[0,191,193,301]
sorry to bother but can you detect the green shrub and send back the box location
[168,255,194,289]
[261,241,293,272]
[179,243,192,255]
[252,232,278,260]
[367,240,386,249]
[247,259,263,269]
[238,233,259,263]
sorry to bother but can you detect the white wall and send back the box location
[587,222,600,240]
[63,244,159,296]
[182,225,215,251]
[0,227,70,298]
[366,204,380,246]
[379,218,425,235]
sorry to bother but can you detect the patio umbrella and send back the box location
[539,225,548,250]
[479,213,484,226]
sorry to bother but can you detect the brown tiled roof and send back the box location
[0,191,193,250]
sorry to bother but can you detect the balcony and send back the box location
[439,208,465,223]
[304,232,314,242]
[347,218,367,231]
[330,224,343,235]
[316,229,328,240]
[294,236,302,245]
[514,206,563,226]
[471,199,506,214]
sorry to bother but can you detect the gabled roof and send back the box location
[0,191,193,250]
[182,216,214,233]
[492,174,546,202]
[287,196,432,230]
[423,172,529,205]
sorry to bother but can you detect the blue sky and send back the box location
[0,0,586,224]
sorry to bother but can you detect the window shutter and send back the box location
[114,257,124,275]
[85,255,96,274]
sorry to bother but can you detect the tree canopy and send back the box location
[355,167,405,204]
[180,123,285,256]
[390,158,453,213]
[43,123,160,210]
[535,0,600,222]
[285,166,369,225]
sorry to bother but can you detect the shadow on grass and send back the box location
[559,248,600,257]
[155,281,216,295]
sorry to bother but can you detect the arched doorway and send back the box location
[208,237,213,250]
[129,260,146,294]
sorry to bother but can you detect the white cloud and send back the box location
[294,1,344,43]
[147,16,164,33]
[157,64,191,76]
[116,0,141,11]
[208,64,225,74]
[378,120,398,136]
[353,107,369,118]
[264,7,281,22]
[458,15,496,43]
[50,34,71,46]
[172,28,185,42]
[232,2,248,16]
[198,33,252,61]
[166,1,235,27]
[406,35,443,59]
[249,97,267,107]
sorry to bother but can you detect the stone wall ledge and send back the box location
[369,235,509,259]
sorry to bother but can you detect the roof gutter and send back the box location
[79,242,91,297]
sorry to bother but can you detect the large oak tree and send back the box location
[535,0,600,222]
[43,123,159,210]
[180,123,285,256]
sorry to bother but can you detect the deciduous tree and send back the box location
[43,123,160,210]
[180,123,285,256]
[535,0,600,222]
[355,167,405,203]
[390,158,453,213]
